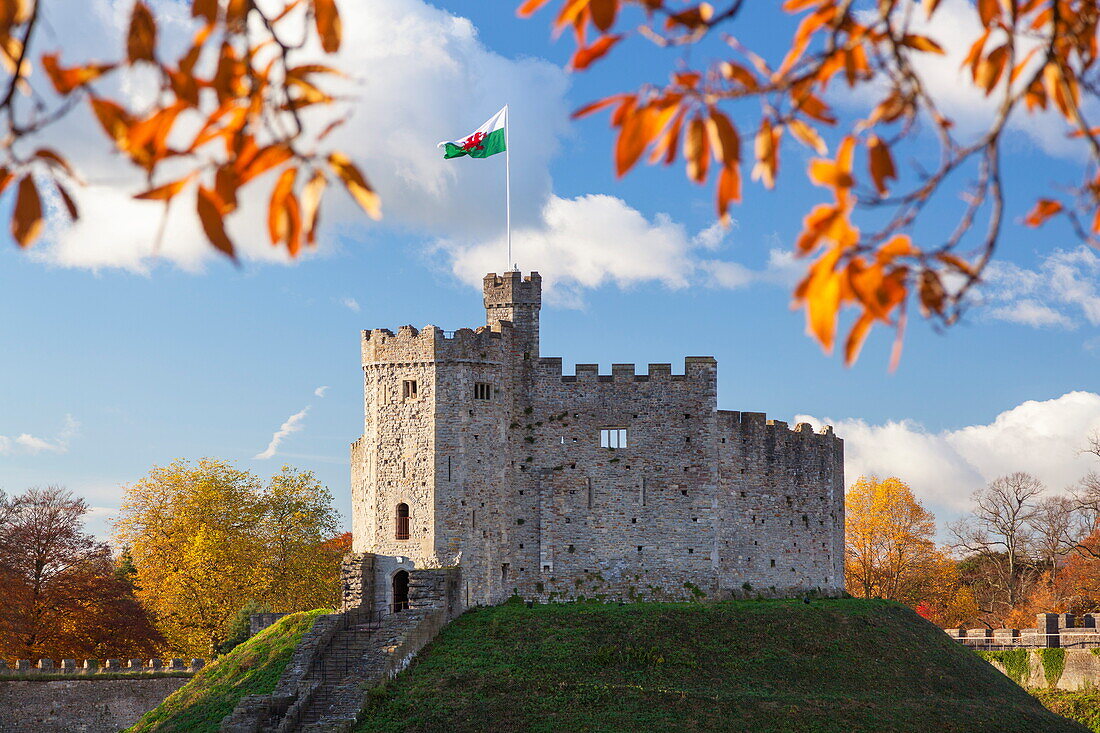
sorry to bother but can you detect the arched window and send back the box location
[395,503,410,540]
[392,570,409,612]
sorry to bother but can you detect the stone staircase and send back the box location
[221,564,459,733]
[291,612,406,730]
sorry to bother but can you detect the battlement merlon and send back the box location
[361,322,513,365]
[483,271,542,308]
[717,409,842,443]
[483,271,541,358]
[534,356,717,383]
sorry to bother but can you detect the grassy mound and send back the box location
[1034,690,1100,732]
[127,608,329,732]
[356,598,1085,733]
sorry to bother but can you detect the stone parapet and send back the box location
[0,658,203,675]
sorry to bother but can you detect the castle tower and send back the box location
[483,271,541,358]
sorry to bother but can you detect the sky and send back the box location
[0,0,1098,539]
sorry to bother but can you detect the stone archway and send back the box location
[392,570,410,613]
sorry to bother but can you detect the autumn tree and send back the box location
[845,475,957,609]
[0,0,377,261]
[261,467,344,611]
[950,472,1047,624]
[519,0,1100,365]
[0,486,162,660]
[114,458,344,657]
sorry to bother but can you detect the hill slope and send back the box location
[128,609,328,732]
[356,598,1085,733]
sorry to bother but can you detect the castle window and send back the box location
[600,428,627,449]
[474,382,492,400]
[395,503,410,540]
[402,380,418,399]
[770,559,776,567]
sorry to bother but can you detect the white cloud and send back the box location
[797,391,1100,524]
[23,0,782,304]
[0,414,80,455]
[981,246,1100,330]
[340,297,361,313]
[254,407,310,460]
[314,385,330,398]
[438,194,796,307]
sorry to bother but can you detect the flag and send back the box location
[438,107,507,159]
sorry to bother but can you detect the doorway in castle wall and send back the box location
[393,570,410,613]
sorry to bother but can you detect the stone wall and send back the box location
[351,270,845,612]
[0,678,187,733]
[947,612,1100,649]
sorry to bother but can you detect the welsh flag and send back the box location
[438,107,507,159]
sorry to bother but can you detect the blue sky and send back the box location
[0,0,1098,536]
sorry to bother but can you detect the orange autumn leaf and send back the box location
[570,34,622,71]
[844,311,875,366]
[809,136,856,191]
[41,55,115,94]
[615,104,658,177]
[684,115,710,183]
[1024,198,1063,226]
[751,119,779,189]
[127,1,157,64]
[134,175,194,201]
[90,98,134,149]
[705,108,740,166]
[314,0,342,53]
[196,186,237,261]
[716,163,741,224]
[328,151,381,219]
[867,135,896,196]
[11,175,43,248]
[268,167,298,245]
[301,171,327,245]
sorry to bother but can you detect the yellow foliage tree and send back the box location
[114,458,342,657]
[845,475,956,610]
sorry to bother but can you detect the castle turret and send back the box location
[483,271,541,358]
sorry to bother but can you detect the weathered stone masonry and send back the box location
[347,271,844,611]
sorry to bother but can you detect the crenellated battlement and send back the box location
[483,271,542,307]
[535,356,718,383]
[362,322,513,365]
[718,410,841,458]
[0,658,204,675]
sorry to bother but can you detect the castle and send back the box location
[344,271,845,614]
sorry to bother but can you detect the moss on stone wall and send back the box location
[1040,648,1068,688]
[978,649,1032,686]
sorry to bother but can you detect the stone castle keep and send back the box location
[344,271,845,613]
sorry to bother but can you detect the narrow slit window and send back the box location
[473,382,492,400]
[402,379,418,399]
[600,428,628,449]
[395,503,410,540]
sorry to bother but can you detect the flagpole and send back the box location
[505,104,512,270]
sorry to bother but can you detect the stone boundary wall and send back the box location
[0,658,204,676]
[947,613,1100,649]
[982,648,1100,691]
[0,677,189,733]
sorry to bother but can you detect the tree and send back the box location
[844,475,956,608]
[0,0,377,261]
[518,0,1100,365]
[950,472,1046,624]
[114,458,344,657]
[0,486,162,660]
[261,467,343,611]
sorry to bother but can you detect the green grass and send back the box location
[355,598,1087,733]
[1034,690,1100,732]
[126,608,329,732]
